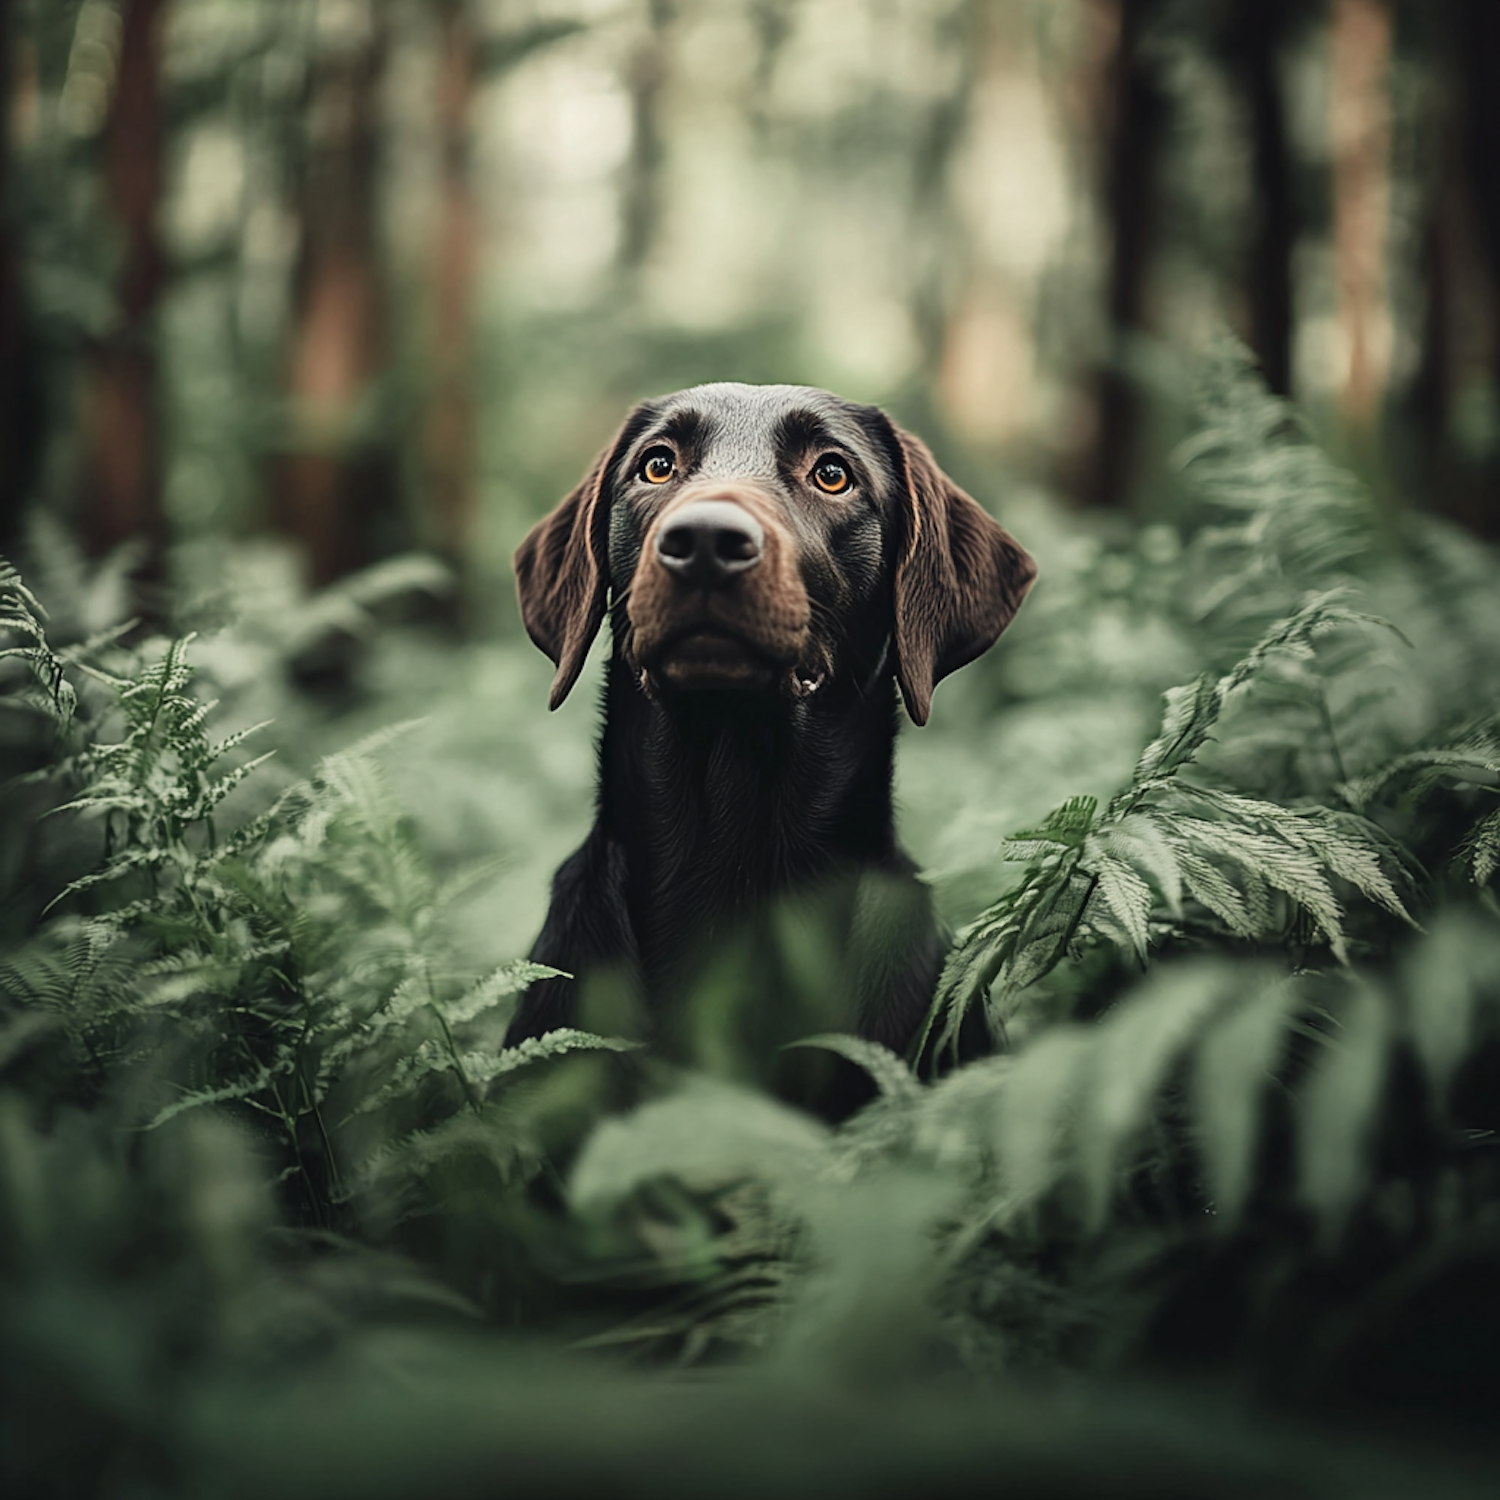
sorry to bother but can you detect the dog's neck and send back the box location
[597,649,902,976]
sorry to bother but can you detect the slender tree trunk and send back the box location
[618,0,673,277]
[1410,133,1455,482]
[1450,0,1500,536]
[1081,0,1166,510]
[1330,0,1393,430]
[275,1,392,589]
[424,0,479,586]
[910,0,981,426]
[1223,0,1296,396]
[78,0,167,585]
[1454,1,1500,358]
[0,13,26,556]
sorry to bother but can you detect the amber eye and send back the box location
[812,457,851,494]
[640,448,676,484]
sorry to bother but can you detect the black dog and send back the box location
[504,384,1035,1087]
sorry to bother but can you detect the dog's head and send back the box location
[514,383,1036,724]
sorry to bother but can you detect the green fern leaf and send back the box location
[143,1064,280,1130]
[1098,814,1184,917]
[787,1034,922,1102]
[439,959,568,1027]
[1401,913,1499,1101]
[988,1027,1095,1218]
[1296,980,1393,1237]
[1172,846,1260,937]
[1173,816,1347,956]
[1075,964,1241,1228]
[1006,795,1099,850]
[1083,847,1153,962]
[1132,672,1221,784]
[569,1079,832,1215]
[457,1029,639,1088]
[1466,804,1500,886]
[1192,973,1302,1222]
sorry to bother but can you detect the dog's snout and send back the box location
[655,500,764,587]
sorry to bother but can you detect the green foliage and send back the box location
[6,344,1500,1492]
[0,559,77,728]
[928,595,1418,1058]
[0,587,625,1231]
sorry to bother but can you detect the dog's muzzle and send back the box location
[628,488,817,696]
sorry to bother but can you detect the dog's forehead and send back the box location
[651,382,887,474]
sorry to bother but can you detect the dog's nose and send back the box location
[655,500,764,587]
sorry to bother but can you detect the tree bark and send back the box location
[1330,0,1393,429]
[78,0,168,586]
[617,0,673,277]
[1081,0,1167,510]
[0,13,26,556]
[1222,0,1296,396]
[424,0,479,586]
[274,1,393,589]
[1407,0,1500,539]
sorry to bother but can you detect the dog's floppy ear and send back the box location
[886,423,1037,726]
[515,413,643,709]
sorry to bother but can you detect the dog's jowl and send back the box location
[505,383,1036,1104]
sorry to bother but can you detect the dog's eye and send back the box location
[811,457,851,495]
[640,449,676,485]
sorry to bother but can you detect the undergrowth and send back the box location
[3,344,1500,1497]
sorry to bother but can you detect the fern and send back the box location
[1173,334,1377,642]
[0,557,78,729]
[0,568,613,1224]
[1343,717,1500,888]
[927,597,1417,1060]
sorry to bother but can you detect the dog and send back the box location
[503,383,1035,1096]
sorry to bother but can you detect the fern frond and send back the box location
[569,1080,832,1215]
[457,1030,639,1088]
[439,959,567,1027]
[345,1026,631,1120]
[1191,974,1303,1222]
[44,846,173,913]
[340,1105,539,1202]
[1467,806,1500,886]
[0,557,77,727]
[786,1035,922,1102]
[1075,965,1247,1228]
[1175,335,1376,625]
[1400,911,1500,1100]
[1081,849,1153,963]
[143,1064,280,1130]
[1295,978,1393,1239]
[935,596,1418,1037]
[1131,672,1221,784]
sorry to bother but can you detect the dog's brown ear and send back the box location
[888,426,1037,726]
[515,426,631,710]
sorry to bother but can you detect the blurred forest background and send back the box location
[5,2,1500,1497]
[5,0,1500,597]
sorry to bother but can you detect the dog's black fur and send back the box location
[504,384,1035,1092]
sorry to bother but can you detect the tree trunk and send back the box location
[1449,0,1500,536]
[1330,0,1393,430]
[274,1,393,589]
[1407,0,1500,539]
[78,0,167,588]
[423,0,479,588]
[1081,0,1166,510]
[1222,0,1296,397]
[617,0,673,277]
[0,14,27,556]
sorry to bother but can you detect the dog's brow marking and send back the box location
[644,408,710,461]
[773,410,837,458]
